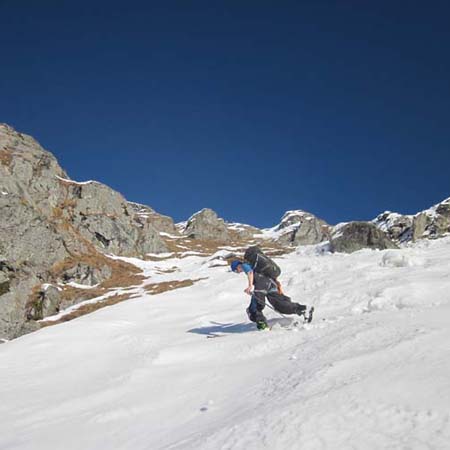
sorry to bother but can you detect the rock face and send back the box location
[0,270,10,296]
[128,202,177,235]
[373,198,450,243]
[183,208,230,241]
[56,263,112,286]
[412,197,450,241]
[226,222,262,240]
[54,179,168,256]
[0,123,168,339]
[272,211,330,245]
[330,222,398,253]
[372,212,413,243]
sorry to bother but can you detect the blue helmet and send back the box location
[230,260,242,272]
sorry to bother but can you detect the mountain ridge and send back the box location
[1,123,449,340]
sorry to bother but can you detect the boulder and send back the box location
[330,222,398,253]
[273,210,330,245]
[183,208,230,241]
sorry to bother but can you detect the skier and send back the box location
[230,259,313,330]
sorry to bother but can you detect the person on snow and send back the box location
[230,259,313,330]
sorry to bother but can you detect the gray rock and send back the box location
[0,123,169,339]
[0,272,42,339]
[0,123,69,217]
[372,211,413,243]
[0,271,9,296]
[59,180,168,256]
[230,225,262,240]
[57,263,112,286]
[412,198,450,240]
[330,222,398,253]
[0,194,69,268]
[128,202,177,234]
[274,211,330,245]
[0,124,168,259]
[183,208,230,241]
[373,198,450,243]
[27,284,61,320]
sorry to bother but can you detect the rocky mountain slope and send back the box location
[0,123,448,340]
[0,124,167,339]
[373,198,450,242]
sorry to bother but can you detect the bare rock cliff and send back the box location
[0,124,167,339]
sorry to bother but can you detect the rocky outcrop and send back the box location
[272,211,330,245]
[54,179,168,256]
[56,262,112,286]
[0,123,168,339]
[0,270,10,296]
[330,222,398,253]
[373,198,450,243]
[26,284,61,320]
[226,223,261,241]
[412,197,450,241]
[128,202,177,235]
[0,124,70,217]
[372,212,413,243]
[183,208,230,241]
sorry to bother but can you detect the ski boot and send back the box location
[305,306,314,323]
[256,321,269,331]
[297,305,314,323]
[296,305,307,321]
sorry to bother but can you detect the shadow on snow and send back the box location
[188,321,255,337]
[188,317,295,337]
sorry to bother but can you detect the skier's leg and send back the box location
[247,294,267,324]
[267,292,306,315]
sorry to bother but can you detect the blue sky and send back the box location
[1,1,449,227]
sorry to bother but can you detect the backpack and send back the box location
[244,246,281,280]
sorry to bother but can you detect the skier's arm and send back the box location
[244,271,254,295]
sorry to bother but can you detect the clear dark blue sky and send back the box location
[1,1,449,227]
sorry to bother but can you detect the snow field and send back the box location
[1,238,450,449]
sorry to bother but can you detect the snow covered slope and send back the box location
[1,238,450,449]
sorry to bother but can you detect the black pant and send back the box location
[247,273,306,323]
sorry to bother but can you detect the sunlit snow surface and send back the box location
[1,238,450,449]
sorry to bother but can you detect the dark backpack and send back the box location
[244,246,281,280]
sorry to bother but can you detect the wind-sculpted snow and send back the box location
[0,238,449,449]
